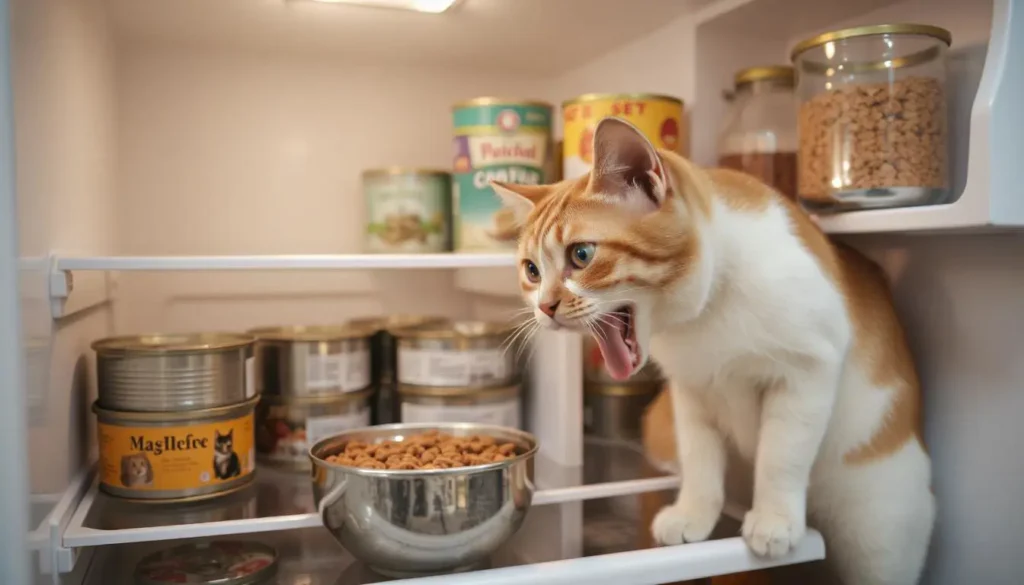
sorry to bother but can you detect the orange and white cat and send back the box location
[494,118,935,585]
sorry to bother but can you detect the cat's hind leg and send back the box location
[812,440,935,585]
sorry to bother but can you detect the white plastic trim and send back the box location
[54,253,516,271]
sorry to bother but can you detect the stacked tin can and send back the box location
[249,325,374,471]
[582,336,665,440]
[91,333,259,502]
[346,314,449,425]
[392,321,521,428]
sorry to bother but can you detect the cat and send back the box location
[120,452,153,487]
[213,429,241,480]
[493,117,935,585]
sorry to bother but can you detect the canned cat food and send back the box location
[363,168,452,253]
[584,380,664,440]
[93,333,255,412]
[249,325,372,397]
[452,98,553,251]
[255,390,372,471]
[347,315,449,425]
[562,93,685,179]
[395,321,515,387]
[94,396,258,502]
[399,383,522,428]
[135,540,277,585]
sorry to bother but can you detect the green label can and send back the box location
[452,99,553,252]
[363,169,451,253]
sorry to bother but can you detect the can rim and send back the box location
[393,320,514,340]
[734,65,795,88]
[361,167,451,178]
[248,325,374,342]
[790,23,952,61]
[584,381,664,397]
[561,92,684,108]
[452,97,554,110]
[92,333,254,354]
[93,395,259,423]
[347,315,450,334]
[134,540,277,585]
[398,382,520,398]
[309,422,539,477]
[259,387,374,405]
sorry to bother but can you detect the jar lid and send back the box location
[561,93,684,108]
[790,23,952,60]
[734,66,795,88]
[134,541,277,585]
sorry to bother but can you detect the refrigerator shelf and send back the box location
[60,438,681,549]
[53,253,517,271]
[79,501,826,585]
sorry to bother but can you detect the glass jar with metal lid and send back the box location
[791,24,952,211]
[717,66,797,200]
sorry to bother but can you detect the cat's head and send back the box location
[493,118,711,381]
[122,453,151,479]
[215,430,234,454]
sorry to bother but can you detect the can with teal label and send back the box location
[452,98,553,252]
[363,168,451,253]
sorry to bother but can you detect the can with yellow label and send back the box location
[94,396,258,502]
[562,93,685,180]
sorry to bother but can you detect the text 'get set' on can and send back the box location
[562,93,685,180]
[451,97,553,252]
[362,168,452,254]
[91,333,259,502]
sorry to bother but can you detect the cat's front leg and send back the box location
[652,381,726,545]
[743,363,839,558]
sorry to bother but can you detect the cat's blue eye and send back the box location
[523,260,541,283]
[568,243,596,269]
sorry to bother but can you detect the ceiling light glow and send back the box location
[300,0,459,13]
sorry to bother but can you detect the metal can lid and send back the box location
[561,93,684,108]
[361,167,451,178]
[393,320,514,340]
[93,333,254,354]
[247,325,374,342]
[134,540,277,585]
[398,382,521,398]
[347,315,449,334]
[452,97,554,110]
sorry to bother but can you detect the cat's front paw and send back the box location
[741,506,806,558]
[651,498,722,545]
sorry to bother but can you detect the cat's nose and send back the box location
[540,300,560,318]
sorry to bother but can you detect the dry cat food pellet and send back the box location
[797,76,947,203]
[325,430,520,470]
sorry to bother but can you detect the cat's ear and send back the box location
[215,430,221,439]
[591,117,669,214]
[490,182,551,226]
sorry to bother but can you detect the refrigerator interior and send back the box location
[5,0,1023,583]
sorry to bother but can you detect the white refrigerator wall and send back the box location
[10,0,115,510]
[111,44,545,335]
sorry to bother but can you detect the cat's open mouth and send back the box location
[592,304,639,381]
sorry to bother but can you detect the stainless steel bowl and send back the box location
[309,422,537,577]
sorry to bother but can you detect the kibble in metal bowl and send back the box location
[309,423,537,577]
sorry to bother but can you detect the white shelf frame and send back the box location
[61,472,682,548]
[54,253,516,272]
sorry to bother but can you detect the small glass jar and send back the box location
[791,24,952,212]
[717,66,798,200]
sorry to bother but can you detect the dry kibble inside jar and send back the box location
[324,430,521,470]
[791,24,952,211]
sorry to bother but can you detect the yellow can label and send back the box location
[98,412,255,493]
[562,97,684,179]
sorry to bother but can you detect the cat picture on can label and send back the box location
[213,429,241,480]
[120,452,153,487]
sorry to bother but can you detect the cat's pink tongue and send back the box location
[593,319,633,381]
